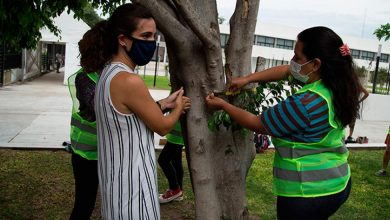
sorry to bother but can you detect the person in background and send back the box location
[346,85,369,143]
[56,53,63,73]
[67,67,99,220]
[375,126,390,176]
[78,3,191,219]
[206,26,360,219]
[158,121,185,203]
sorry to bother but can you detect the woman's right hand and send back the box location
[205,93,227,111]
[174,90,191,114]
[229,76,249,91]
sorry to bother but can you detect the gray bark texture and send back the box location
[134,0,260,219]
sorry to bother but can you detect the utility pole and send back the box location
[0,41,5,87]
[372,44,382,94]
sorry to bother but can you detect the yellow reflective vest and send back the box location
[272,80,350,197]
[166,122,184,145]
[68,68,98,160]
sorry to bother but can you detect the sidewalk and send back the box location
[0,71,388,150]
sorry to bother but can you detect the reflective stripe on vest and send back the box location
[71,139,96,151]
[274,163,349,182]
[276,145,348,159]
[70,113,97,157]
[272,80,350,197]
[71,117,97,135]
[170,129,182,137]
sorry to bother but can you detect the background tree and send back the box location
[374,23,390,41]
[373,23,390,94]
[80,3,103,28]
[0,0,101,50]
[370,67,390,93]
[354,65,368,78]
[1,0,88,50]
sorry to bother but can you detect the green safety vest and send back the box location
[68,68,99,160]
[272,80,350,197]
[166,122,184,145]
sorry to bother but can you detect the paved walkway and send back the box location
[0,71,388,150]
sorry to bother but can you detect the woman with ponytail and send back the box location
[79,3,191,219]
[206,26,359,219]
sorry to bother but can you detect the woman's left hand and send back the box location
[159,87,186,110]
[205,93,226,111]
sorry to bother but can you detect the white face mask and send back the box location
[290,59,314,83]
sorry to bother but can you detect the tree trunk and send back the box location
[135,1,260,219]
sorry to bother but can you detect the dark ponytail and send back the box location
[79,20,110,73]
[298,26,360,127]
[78,3,153,73]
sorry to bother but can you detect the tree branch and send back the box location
[226,0,260,78]
[171,0,218,46]
[169,0,224,91]
[133,0,188,43]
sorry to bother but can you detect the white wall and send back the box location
[361,94,390,121]
[63,43,82,84]
[40,10,90,85]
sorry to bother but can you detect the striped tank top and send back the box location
[95,62,160,220]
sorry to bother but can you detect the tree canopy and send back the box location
[373,23,390,41]
[0,0,120,51]
[79,3,103,28]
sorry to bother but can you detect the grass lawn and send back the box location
[0,149,389,219]
[365,85,390,95]
[142,75,171,90]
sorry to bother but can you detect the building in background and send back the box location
[2,18,389,87]
[219,23,390,74]
[0,10,89,86]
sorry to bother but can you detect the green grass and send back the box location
[365,85,390,95]
[141,75,171,90]
[0,149,389,219]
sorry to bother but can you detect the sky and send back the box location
[216,0,390,40]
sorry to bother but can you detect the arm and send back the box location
[229,65,290,91]
[110,72,190,136]
[157,88,191,112]
[359,86,369,103]
[205,93,269,134]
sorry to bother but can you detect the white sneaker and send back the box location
[375,169,387,176]
[173,194,184,202]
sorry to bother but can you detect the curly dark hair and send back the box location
[78,3,153,73]
[297,26,361,127]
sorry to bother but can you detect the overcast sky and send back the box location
[216,0,390,40]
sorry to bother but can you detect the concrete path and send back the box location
[0,71,388,150]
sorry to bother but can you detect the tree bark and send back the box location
[135,0,260,219]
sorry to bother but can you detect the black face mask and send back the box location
[125,35,156,66]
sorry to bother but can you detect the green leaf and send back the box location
[207,118,217,132]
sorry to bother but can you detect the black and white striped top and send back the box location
[95,62,160,220]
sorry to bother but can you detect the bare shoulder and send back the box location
[111,71,147,92]
[109,71,152,113]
